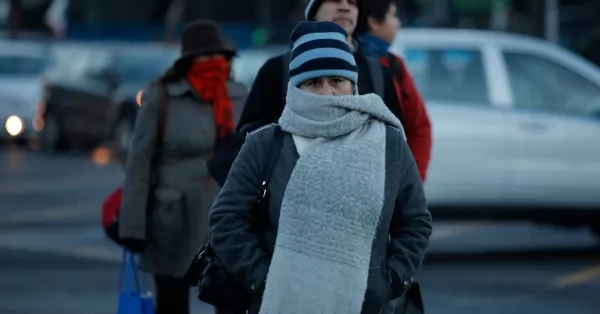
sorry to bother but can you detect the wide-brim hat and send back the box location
[174,20,237,69]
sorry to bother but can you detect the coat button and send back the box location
[249,283,257,292]
[402,279,410,287]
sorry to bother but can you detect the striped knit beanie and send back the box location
[288,21,358,88]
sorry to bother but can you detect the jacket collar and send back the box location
[357,33,390,59]
[164,77,246,100]
[165,78,193,97]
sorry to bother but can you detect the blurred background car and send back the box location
[36,42,178,154]
[0,38,49,145]
[390,28,600,232]
[231,45,288,89]
[226,28,600,234]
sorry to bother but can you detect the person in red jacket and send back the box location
[356,0,432,182]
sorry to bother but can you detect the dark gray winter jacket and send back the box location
[209,124,432,313]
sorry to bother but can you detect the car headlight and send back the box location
[5,115,24,136]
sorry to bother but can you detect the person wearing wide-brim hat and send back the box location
[118,20,248,314]
[159,20,238,81]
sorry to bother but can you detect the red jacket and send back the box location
[378,54,432,182]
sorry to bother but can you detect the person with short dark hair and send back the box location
[356,0,432,182]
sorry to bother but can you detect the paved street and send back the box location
[1,145,600,314]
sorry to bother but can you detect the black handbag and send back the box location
[393,283,425,314]
[184,125,284,310]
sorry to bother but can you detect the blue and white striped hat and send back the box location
[288,21,358,88]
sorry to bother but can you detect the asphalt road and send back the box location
[1,144,600,314]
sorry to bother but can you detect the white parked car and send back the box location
[224,31,600,233]
[0,40,49,143]
[391,29,600,231]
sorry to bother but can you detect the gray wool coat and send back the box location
[119,78,247,278]
[209,124,433,314]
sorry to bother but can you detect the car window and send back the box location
[233,53,271,88]
[81,50,113,77]
[113,50,177,82]
[0,55,45,76]
[233,49,286,88]
[46,46,96,79]
[403,48,489,104]
[503,52,600,116]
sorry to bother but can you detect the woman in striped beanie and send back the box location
[209,21,432,314]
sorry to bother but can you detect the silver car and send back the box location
[391,29,600,230]
[0,40,49,142]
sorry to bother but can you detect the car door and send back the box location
[501,50,600,206]
[398,45,510,207]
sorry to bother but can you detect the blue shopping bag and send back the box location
[117,250,155,314]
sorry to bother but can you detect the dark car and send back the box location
[0,39,50,144]
[37,42,178,154]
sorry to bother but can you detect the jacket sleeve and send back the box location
[235,56,286,132]
[393,56,432,182]
[119,85,162,240]
[387,133,432,299]
[209,129,272,293]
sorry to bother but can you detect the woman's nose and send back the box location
[339,0,351,11]
[319,85,336,96]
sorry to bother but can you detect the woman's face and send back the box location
[299,76,354,96]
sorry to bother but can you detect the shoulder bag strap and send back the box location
[256,125,284,222]
[387,53,407,98]
[366,56,385,98]
[262,125,284,182]
[149,84,169,186]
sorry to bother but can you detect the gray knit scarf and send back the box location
[258,85,404,314]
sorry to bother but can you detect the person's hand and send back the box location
[258,280,266,296]
[119,238,145,253]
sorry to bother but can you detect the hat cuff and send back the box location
[178,46,236,59]
[174,47,236,69]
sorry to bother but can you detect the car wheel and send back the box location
[113,118,133,156]
[40,112,68,152]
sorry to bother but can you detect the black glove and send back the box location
[119,238,145,253]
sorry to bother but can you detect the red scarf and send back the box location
[186,58,234,142]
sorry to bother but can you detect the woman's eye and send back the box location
[308,80,320,87]
[331,78,343,84]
